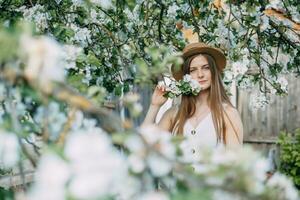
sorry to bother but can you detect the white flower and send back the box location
[123,93,140,104]
[21,35,65,91]
[266,0,285,11]
[211,148,237,166]
[158,80,165,88]
[90,0,112,9]
[213,190,239,200]
[260,15,269,32]
[183,74,192,82]
[277,76,288,93]
[71,0,84,6]
[20,5,51,32]
[140,191,169,200]
[166,81,181,96]
[223,70,234,83]
[117,176,141,200]
[0,132,20,168]
[138,125,173,150]
[137,125,175,177]
[290,6,300,23]
[182,74,201,94]
[267,173,299,200]
[34,102,67,140]
[28,153,70,200]
[147,153,172,177]
[231,59,249,77]
[128,154,145,173]
[167,4,179,18]
[62,45,82,69]
[125,134,145,153]
[64,128,127,199]
[249,93,269,110]
[70,24,92,47]
[90,9,98,23]
[132,102,143,116]
[190,79,201,92]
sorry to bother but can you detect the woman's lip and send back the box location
[199,80,207,83]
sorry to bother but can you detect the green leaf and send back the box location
[114,84,123,96]
[87,51,101,67]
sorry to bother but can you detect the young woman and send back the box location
[142,42,243,148]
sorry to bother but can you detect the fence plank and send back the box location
[238,74,300,147]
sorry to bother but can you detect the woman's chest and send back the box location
[183,114,217,147]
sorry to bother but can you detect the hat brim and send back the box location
[172,44,226,81]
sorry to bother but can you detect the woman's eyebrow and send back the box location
[190,64,209,68]
[201,64,209,67]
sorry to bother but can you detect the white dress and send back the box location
[183,112,218,148]
[180,112,223,163]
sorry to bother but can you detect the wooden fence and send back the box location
[239,74,300,153]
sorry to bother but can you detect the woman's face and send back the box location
[189,55,212,90]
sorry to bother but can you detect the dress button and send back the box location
[191,149,196,154]
[191,130,196,135]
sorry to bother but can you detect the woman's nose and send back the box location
[198,69,204,78]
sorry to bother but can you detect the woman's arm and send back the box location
[224,106,244,148]
[157,107,176,132]
[142,104,161,125]
[142,105,174,132]
[141,85,168,126]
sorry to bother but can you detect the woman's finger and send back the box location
[159,86,165,92]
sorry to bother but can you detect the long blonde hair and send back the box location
[171,53,235,145]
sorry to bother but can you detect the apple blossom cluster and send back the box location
[250,93,270,110]
[0,131,20,169]
[28,128,127,200]
[158,75,201,98]
[25,124,299,200]
[70,24,92,48]
[18,5,51,32]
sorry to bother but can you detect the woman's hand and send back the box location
[151,85,168,107]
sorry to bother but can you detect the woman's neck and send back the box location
[195,89,209,108]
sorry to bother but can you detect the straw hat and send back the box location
[172,42,226,81]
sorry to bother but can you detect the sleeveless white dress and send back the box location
[179,112,223,163]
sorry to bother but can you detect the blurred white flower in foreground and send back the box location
[140,191,169,200]
[64,128,127,199]
[21,35,65,91]
[267,173,299,200]
[0,131,20,168]
[28,153,70,200]
[123,93,140,104]
[125,125,176,177]
[141,125,176,177]
[28,128,127,200]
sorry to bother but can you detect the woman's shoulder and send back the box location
[222,103,243,129]
[222,103,244,145]
[222,103,237,112]
[222,103,241,121]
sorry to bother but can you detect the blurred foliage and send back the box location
[278,128,300,189]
